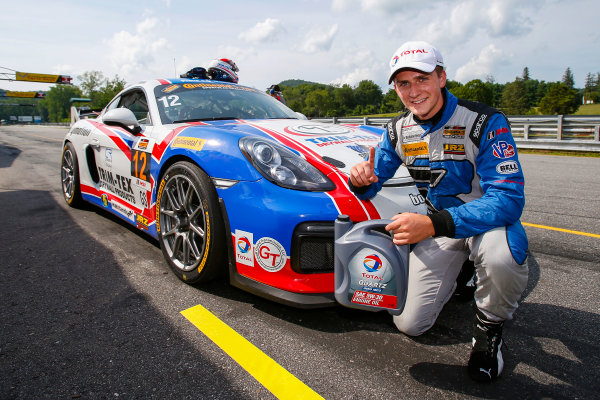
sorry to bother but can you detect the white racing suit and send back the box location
[350,89,529,335]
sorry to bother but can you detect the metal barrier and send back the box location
[310,115,600,152]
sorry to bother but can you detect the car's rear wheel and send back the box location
[61,142,83,207]
[156,162,225,284]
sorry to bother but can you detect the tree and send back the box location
[91,75,126,109]
[583,72,599,103]
[39,85,83,122]
[522,67,530,81]
[77,71,106,97]
[538,82,579,114]
[304,89,333,117]
[450,79,493,106]
[354,80,383,113]
[500,79,530,115]
[561,67,575,89]
[380,88,405,114]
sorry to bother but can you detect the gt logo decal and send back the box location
[131,150,151,182]
[492,141,515,159]
[254,237,287,272]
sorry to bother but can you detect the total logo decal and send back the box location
[491,141,515,159]
[235,229,254,267]
[363,254,383,273]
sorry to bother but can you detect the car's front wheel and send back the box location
[156,162,225,283]
[60,142,83,207]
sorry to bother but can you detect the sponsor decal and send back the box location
[136,214,149,230]
[111,200,135,221]
[409,193,425,206]
[171,136,206,151]
[136,138,150,150]
[401,125,423,142]
[402,142,429,157]
[304,134,375,147]
[443,126,466,138]
[487,127,509,140]
[181,82,257,92]
[254,237,287,272]
[235,230,254,267]
[496,160,519,174]
[132,178,151,192]
[162,84,179,93]
[101,193,109,207]
[472,113,487,140]
[104,148,112,167]
[288,124,351,135]
[97,166,137,204]
[443,143,466,155]
[492,141,515,159]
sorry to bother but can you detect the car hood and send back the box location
[232,119,408,179]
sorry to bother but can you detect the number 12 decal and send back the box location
[131,150,151,182]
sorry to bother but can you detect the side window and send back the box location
[118,90,151,125]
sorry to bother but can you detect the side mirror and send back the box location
[103,108,142,134]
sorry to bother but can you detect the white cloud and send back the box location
[105,17,169,79]
[330,67,375,87]
[299,25,339,54]
[454,44,504,82]
[239,18,285,43]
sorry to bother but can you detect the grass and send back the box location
[575,104,600,115]
[517,149,600,157]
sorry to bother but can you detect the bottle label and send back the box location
[347,249,397,309]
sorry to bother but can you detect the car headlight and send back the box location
[240,137,335,191]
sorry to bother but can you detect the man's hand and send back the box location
[385,213,435,245]
[350,147,379,187]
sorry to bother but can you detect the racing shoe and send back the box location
[468,309,504,382]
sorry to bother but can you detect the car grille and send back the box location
[291,222,334,274]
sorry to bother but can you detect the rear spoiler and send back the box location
[70,106,102,126]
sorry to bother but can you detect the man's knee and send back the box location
[393,313,433,336]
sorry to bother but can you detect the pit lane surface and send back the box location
[1,125,598,399]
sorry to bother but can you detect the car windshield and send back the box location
[154,81,299,124]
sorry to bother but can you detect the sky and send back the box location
[1,0,599,94]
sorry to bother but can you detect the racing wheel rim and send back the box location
[61,148,76,201]
[159,174,207,272]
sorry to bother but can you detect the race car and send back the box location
[60,77,426,308]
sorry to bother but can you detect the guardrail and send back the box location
[310,115,600,152]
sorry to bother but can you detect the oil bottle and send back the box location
[334,215,409,315]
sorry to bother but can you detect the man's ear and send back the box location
[439,69,447,88]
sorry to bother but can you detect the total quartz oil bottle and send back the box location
[334,215,409,315]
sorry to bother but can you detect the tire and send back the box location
[61,142,83,207]
[156,162,225,284]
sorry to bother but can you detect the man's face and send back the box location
[393,69,446,120]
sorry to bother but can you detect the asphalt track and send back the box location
[0,125,598,399]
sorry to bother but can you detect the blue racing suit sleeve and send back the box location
[348,124,403,199]
[443,113,525,238]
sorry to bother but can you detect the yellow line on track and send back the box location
[522,222,600,238]
[181,304,324,400]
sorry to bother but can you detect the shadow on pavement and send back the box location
[0,189,250,399]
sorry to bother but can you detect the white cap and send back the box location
[388,41,445,84]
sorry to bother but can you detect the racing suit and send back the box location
[350,89,529,335]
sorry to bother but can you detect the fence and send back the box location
[309,115,600,152]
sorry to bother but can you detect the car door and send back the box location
[93,88,154,224]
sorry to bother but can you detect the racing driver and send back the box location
[349,40,529,382]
